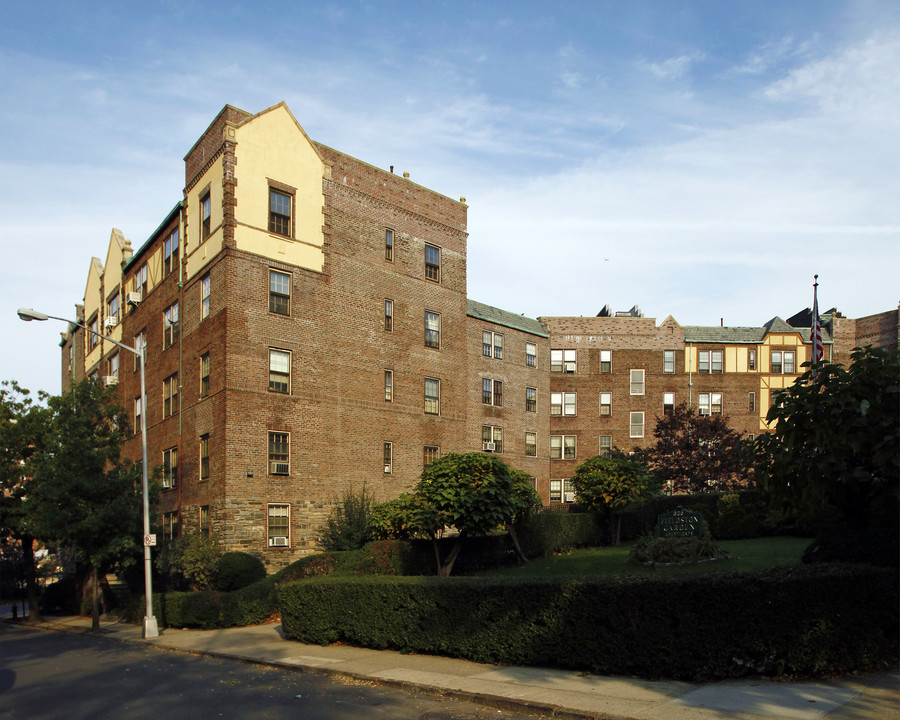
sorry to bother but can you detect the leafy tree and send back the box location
[319,485,374,551]
[643,403,752,494]
[369,493,423,541]
[757,346,900,529]
[29,380,145,630]
[0,381,50,620]
[571,455,654,544]
[158,532,221,591]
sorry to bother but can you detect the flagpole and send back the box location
[811,275,823,378]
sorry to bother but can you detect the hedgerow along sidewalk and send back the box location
[17,615,900,720]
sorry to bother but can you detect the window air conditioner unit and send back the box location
[384,465,392,473]
[126,291,142,307]
[564,362,576,373]
[698,408,710,416]
[269,536,288,547]
[102,375,118,387]
[104,316,118,331]
[270,461,289,475]
[482,442,496,452]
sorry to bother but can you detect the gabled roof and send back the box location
[467,299,548,338]
[764,316,800,334]
[123,202,183,272]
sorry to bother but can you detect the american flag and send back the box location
[811,275,824,365]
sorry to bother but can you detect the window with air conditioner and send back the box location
[551,349,576,373]
[267,504,290,547]
[268,432,289,475]
[482,425,502,453]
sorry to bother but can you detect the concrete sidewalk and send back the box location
[14,614,900,720]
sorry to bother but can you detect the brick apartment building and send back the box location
[58,102,899,565]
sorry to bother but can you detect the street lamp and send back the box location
[17,308,159,638]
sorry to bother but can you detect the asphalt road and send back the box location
[0,623,544,720]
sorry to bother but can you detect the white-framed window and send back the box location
[385,228,393,261]
[663,350,675,374]
[425,311,440,349]
[525,431,536,457]
[162,447,178,490]
[163,228,179,277]
[698,392,723,415]
[698,351,709,373]
[599,392,612,417]
[133,396,142,434]
[525,386,537,412]
[200,274,210,319]
[268,349,291,393]
[550,435,576,460]
[267,504,290,547]
[134,263,148,301]
[107,290,120,326]
[630,369,645,395]
[200,192,211,241]
[551,349,576,373]
[663,392,675,415]
[482,378,503,406]
[384,442,392,474]
[526,342,536,368]
[162,373,178,418]
[599,435,612,455]
[269,269,291,315]
[423,445,439,468]
[199,434,209,480]
[550,479,575,503]
[268,187,292,237]
[698,350,723,374]
[424,377,440,415]
[630,412,645,438]
[783,350,796,374]
[87,315,99,351]
[482,331,503,359]
[550,392,576,416]
[600,350,611,373]
[268,431,289,475]
[384,369,393,402]
[200,353,210,398]
[482,425,503,453]
[385,299,393,332]
[163,302,179,349]
[107,352,119,380]
[425,243,441,282]
[748,349,757,371]
[749,391,756,412]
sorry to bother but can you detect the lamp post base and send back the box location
[143,616,159,639]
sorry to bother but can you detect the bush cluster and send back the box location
[212,552,266,591]
[279,564,898,680]
[629,535,727,565]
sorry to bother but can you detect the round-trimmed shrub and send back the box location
[212,552,266,591]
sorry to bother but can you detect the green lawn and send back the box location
[480,536,812,578]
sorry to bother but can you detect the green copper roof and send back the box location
[467,299,548,337]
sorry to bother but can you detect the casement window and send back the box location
[525,431,536,457]
[269,270,291,315]
[550,435,576,460]
[384,299,393,331]
[200,353,210,397]
[268,432,290,475]
[162,373,179,418]
[599,435,612,455]
[551,349,576,373]
[269,188,292,237]
[630,369,645,395]
[107,291,120,326]
[525,387,537,412]
[163,302,179,349]
[526,342,536,368]
[200,274,210,320]
[162,447,178,490]
[550,392,576,416]
[749,392,756,412]
[482,425,503,453]
[163,229,179,277]
[663,392,675,415]
[134,331,146,371]
[385,228,393,261]
[748,349,757,371]
[600,350,612,373]
[268,349,291,393]
[267,504,290,547]
[87,315,99,351]
[698,392,723,415]
[425,243,441,282]
[163,511,179,541]
[423,445,439,468]
[200,192,211,242]
[199,434,209,480]
[599,392,612,417]
[482,331,503,359]
[424,377,440,415]
[770,350,795,374]
[550,479,575,504]
[107,353,119,380]
[630,412,645,438]
[425,311,440,349]
[482,378,502,406]
[134,263,148,301]
[199,505,210,537]
[663,350,675,374]
[134,396,142,434]
[384,369,393,402]
[384,442,392,474]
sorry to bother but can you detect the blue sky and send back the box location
[2,1,898,395]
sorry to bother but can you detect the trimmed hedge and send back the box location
[213,552,267,591]
[279,564,898,680]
